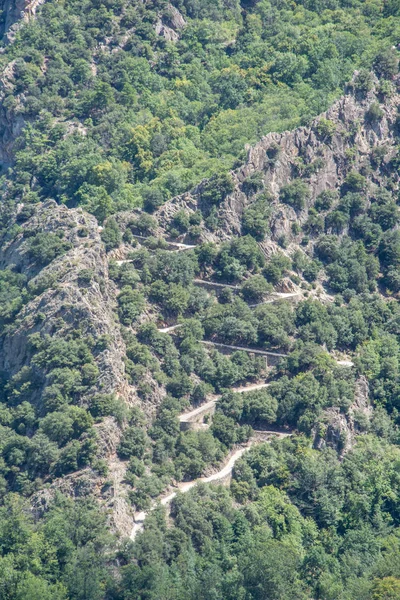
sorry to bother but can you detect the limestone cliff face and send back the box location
[0,0,25,41]
[0,58,25,170]
[155,3,186,42]
[156,75,400,246]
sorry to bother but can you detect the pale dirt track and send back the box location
[178,381,271,423]
[130,429,291,540]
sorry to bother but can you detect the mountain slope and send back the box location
[156,73,399,247]
[3,1,400,599]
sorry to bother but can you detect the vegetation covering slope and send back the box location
[1,0,400,214]
[2,1,400,600]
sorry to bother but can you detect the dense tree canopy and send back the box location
[1,0,400,598]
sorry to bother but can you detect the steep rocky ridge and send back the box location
[156,75,400,251]
[0,200,138,532]
[0,200,133,403]
[0,59,25,170]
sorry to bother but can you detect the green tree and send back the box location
[241,275,272,302]
[28,233,72,266]
[280,180,310,211]
[372,577,400,600]
[101,218,122,251]
[118,426,147,459]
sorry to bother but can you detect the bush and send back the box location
[134,214,158,235]
[241,275,272,302]
[172,210,190,232]
[27,233,72,266]
[303,260,321,282]
[77,269,94,285]
[353,69,374,93]
[118,426,147,459]
[373,49,399,79]
[149,281,190,314]
[142,188,164,212]
[242,194,272,240]
[370,145,388,168]
[365,102,384,123]
[280,180,309,211]
[263,253,292,285]
[89,394,127,423]
[118,287,146,325]
[101,218,122,251]
[266,143,280,161]
[342,171,367,194]
[242,172,264,196]
[315,118,336,139]
[201,173,234,205]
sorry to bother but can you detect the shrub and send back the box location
[263,253,291,285]
[342,171,367,194]
[142,188,164,212]
[172,210,190,232]
[134,214,158,235]
[242,194,272,240]
[241,275,272,302]
[89,394,127,423]
[101,218,122,251]
[353,69,374,93]
[242,172,264,196]
[77,269,95,285]
[315,118,336,139]
[266,143,280,161]
[118,287,146,325]
[365,102,384,123]
[280,180,309,211]
[118,426,147,459]
[373,49,399,79]
[27,233,72,266]
[200,173,234,205]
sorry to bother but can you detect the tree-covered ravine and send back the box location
[3,1,400,599]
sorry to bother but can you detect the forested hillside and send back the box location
[0,0,400,212]
[2,1,400,599]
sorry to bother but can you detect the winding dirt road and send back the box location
[178,381,271,424]
[130,430,291,541]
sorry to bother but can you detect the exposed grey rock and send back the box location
[165,4,186,30]
[155,75,400,244]
[314,376,372,457]
[155,3,186,42]
[95,416,123,458]
[0,201,144,536]
[352,375,371,413]
[0,0,45,43]
[0,69,25,170]
[0,201,136,406]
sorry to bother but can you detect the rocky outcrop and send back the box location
[0,0,26,41]
[0,200,142,536]
[31,455,135,538]
[155,3,186,42]
[314,376,372,457]
[156,75,400,245]
[0,0,45,43]
[0,200,135,404]
[0,60,25,170]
